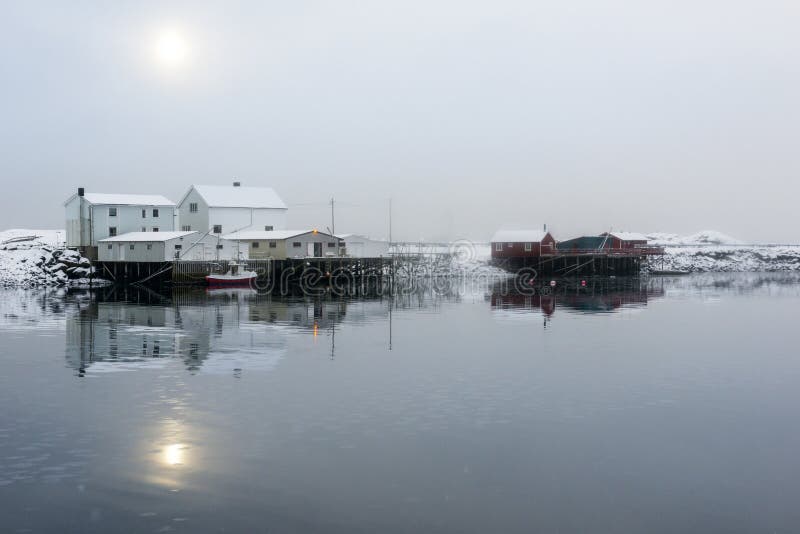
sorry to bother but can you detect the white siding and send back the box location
[341,235,390,258]
[207,207,288,235]
[66,199,176,247]
[176,188,209,233]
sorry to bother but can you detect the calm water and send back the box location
[1,274,800,533]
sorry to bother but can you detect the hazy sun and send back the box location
[155,29,188,66]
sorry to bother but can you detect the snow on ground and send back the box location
[653,244,800,273]
[643,230,800,273]
[646,230,744,246]
[0,229,107,287]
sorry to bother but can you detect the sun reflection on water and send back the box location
[164,443,186,466]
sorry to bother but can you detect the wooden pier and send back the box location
[95,257,390,291]
[492,248,665,277]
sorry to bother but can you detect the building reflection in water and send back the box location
[64,286,388,376]
[490,277,666,326]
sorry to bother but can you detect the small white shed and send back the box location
[98,231,234,262]
[337,234,391,258]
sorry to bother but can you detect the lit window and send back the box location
[109,207,117,217]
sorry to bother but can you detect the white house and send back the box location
[98,231,236,262]
[65,188,176,258]
[337,234,390,257]
[176,182,288,236]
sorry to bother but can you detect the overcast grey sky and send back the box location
[1,1,798,242]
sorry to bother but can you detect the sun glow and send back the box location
[155,29,188,66]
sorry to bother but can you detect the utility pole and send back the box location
[330,197,335,235]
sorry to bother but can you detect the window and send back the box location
[109,207,117,217]
[109,227,117,237]
[141,227,146,232]
[264,225,273,231]
[213,225,222,234]
[524,243,532,252]
[189,202,198,213]
[269,241,277,248]
[152,227,159,232]
[152,209,159,218]
[216,244,224,250]
[142,209,146,218]
[107,244,112,250]
[146,244,153,250]
[174,244,182,250]
[495,243,502,251]
[252,242,260,248]
[182,225,191,231]
[292,242,301,248]
[129,244,135,250]
[327,242,336,248]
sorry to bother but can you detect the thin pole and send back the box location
[330,197,335,235]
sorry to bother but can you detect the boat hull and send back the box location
[205,274,257,287]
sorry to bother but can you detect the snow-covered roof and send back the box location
[188,185,287,209]
[336,234,388,242]
[608,232,648,242]
[223,230,337,241]
[491,229,549,243]
[65,193,175,206]
[99,231,197,243]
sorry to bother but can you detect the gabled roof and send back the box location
[65,193,175,207]
[606,232,648,242]
[185,185,288,209]
[223,230,338,241]
[491,229,550,243]
[99,231,197,243]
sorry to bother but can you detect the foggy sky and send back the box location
[1,1,798,242]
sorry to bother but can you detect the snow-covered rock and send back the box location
[646,230,743,246]
[0,229,108,287]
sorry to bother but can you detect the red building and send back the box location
[600,232,649,250]
[490,229,556,259]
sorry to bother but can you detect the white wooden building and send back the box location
[176,182,288,236]
[64,188,176,258]
[98,231,237,262]
[337,234,391,257]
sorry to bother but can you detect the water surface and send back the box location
[1,274,799,533]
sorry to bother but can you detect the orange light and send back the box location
[313,323,318,337]
[312,229,318,234]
